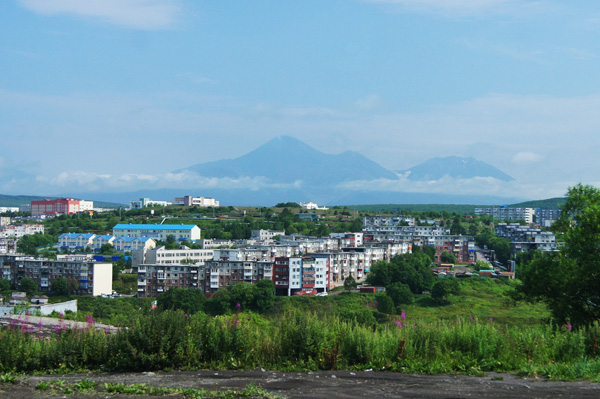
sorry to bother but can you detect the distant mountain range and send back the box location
[176,136,398,186]
[399,156,514,182]
[0,136,523,207]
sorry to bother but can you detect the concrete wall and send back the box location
[0,299,77,316]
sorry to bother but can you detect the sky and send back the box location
[1,0,600,202]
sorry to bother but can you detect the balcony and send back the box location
[138,267,147,273]
[137,280,146,286]
[137,288,145,292]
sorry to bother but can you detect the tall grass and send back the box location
[1,310,599,380]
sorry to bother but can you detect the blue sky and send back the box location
[2,0,600,201]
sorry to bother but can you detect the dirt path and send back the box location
[2,370,599,399]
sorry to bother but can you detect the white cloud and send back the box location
[512,152,543,164]
[335,176,569,200]
[18,0,181,30]
[32,170,304,194]
[355,94,383,110]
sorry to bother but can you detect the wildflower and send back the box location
[247,317,251,321]
[37,322,43,329]
[26,311,30,316]
[567,323,572,331]
[104,327,109,333]
[457,317,461,323]
[184,313,189,317]
[236,302,241,309]
[489,317,493,323]
[470,315,474,322]
[395,320,402,328]
[401,311,406,320]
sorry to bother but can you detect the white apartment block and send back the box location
[172,195,220,207]
[475,207,535,224]
[0,207,19,213]
[0,224,44,238]
[133,245,214,269]
[250,229,285,241]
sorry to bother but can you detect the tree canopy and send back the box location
[517,184,600,325]
[367,251,434,294]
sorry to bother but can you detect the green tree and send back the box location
[157,287,206,314]
[344,276,357,291]
[18,277,37,294]
[0,278,10,291]
[51,277,69,296]
[250,279,275,312]
[517,184,600,325]
[386,282,414,306]
[431,279,460,305]
[440,251,457,264]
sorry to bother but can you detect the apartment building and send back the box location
[31,198,92,217]
[203,260,273,295]
[250,229,285,241]
[535,208,562,227]
[136,263,202,297]
[273,256,329,296]
[172,195,220,207]
[363,215,415,227]
[112,224,201,242]
[475,207,535,224]
[495,223,558,253]
[132,245,214,269]
[0,223,44,238]
[0,255,112,296]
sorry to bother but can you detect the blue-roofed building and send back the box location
[112,224,201,242]
[58,233,96,252]
[113,237,156,252]
[90,235,116,252]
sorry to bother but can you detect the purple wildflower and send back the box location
[37,322,43,329]
[395,320,402,328]
[567,323,572,331]
[489,317,493,323]
[469,315,474,322]
[401,310,406,320]
[457,317,461,323]
[235,302,241,309]
[184,313,189,317]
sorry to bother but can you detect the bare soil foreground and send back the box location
[2,370,600,399]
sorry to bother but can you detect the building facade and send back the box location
[0,255,112,296]
[112,224,201,242]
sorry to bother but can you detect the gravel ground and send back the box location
[1,370,600,399]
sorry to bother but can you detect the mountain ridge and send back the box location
[399,156,514,182]
[176,136,399,186]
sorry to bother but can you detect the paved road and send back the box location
[4,370,599,399]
